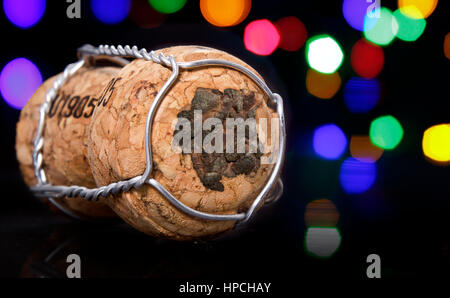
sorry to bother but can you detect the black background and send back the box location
[0,0,449,286]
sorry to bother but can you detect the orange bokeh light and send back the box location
[398,0,438,19]
[305,199,340,227]
[444,33,450,60]
[200,0,251,27]
[306,69,341,99]
[350,135,384,163]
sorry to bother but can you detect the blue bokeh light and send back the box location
[313,124,347,160]
[339,157,376,194]
[344,77,380,113]
[342,0,377,32]
[91,0,131,24]
[0,58,43,110]
[3,0,46,28]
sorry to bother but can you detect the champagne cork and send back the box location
[16,58,122,219]
[88,46,278,239]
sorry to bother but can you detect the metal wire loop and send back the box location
[30,44,286,224]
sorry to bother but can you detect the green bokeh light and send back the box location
[364,7,398,46]
[393,9,426,42]
[370,115,404,150]
[305,35,344,74]
[148,0,187,14]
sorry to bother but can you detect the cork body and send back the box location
[16,65,119,219]
[88,46,278,239]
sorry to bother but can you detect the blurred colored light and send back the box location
[445,33,450,60]
[306,36,344,74]
[306,69,341,100]
[422,124,450,163]
[130,0,167,29]
[370,115,404,150]
[344,77,380,113]
[3,0,46,28]
[342,0,377,31]
[0,58,42,110]
[393,9,426,42]
[339,157,376,194]
[149,0,186,14]
[398,0,438,19]
[305,199,339,227]
[313,124,347,160]
[275,16,307,51]
[305,227,342,258]
[364,7,398,46]
[351,38,384,79]
[350,135,384,163]
[200,0,250,27]
[91,0,131,24]
[244,19,280,56]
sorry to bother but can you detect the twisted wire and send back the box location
[85,44,173,68]
[32,60,85,185]
[31,176,142,201]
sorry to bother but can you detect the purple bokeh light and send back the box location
[342,0,377,32]
[313,124,347,160]
[3,0,46,28]
[0,58,43,110]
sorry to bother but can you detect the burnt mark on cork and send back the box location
[174,87,263,192]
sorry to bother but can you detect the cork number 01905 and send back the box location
[48,93,98,119]
[47,77,120,119]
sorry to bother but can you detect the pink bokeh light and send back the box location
[244,19,280,56]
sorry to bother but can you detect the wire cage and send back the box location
[30,44,286,225]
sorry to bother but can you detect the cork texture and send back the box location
[174,87,264,192]
[88,45,278,239]
[16,66,119,219]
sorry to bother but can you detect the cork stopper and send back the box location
[16,65,121,219]
[89,45,278,239]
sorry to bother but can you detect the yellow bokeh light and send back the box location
[306,68,341,99]
[350,135,384,163]
[444,33,450,60]
[422,124,450,163]
[398,0,438,19]
[200,0,251,27]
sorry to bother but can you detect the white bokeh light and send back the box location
[305,227,342,258]
[306,36,344,74]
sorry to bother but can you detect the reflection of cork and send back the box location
[16,65,119,219]
[89,46,277,239]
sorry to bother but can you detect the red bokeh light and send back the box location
[351,38,384,79]
[130,0,167,29]
[275,16,307,52]
[244,19,280,56]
